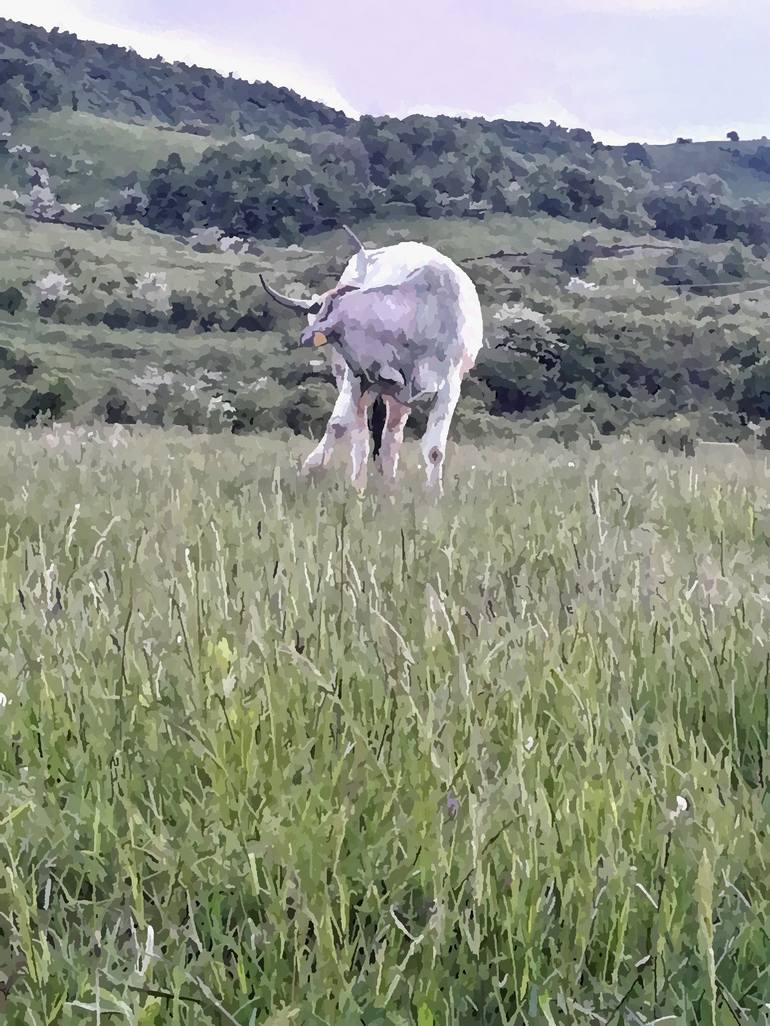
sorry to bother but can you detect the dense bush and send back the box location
[0,285,23,314]
[11,379,74,426]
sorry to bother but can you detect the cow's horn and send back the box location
[342,224,366,252]
[259,274,321,313]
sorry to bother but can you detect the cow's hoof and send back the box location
[299,460,323,479]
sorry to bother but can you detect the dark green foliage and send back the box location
[742,144,770,175]
[0,344,34,378]
[129,118,641,242]
[0,284,23,314]
[623,141,652,167]
[95,386,138,424]
[12,380,73,426]
[737,360,770,419]
[559,234,602,275]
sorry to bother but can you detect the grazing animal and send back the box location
[260,227,483,492]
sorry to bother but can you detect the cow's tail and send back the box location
[370,396,386,462]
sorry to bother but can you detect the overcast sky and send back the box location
[1,0,764,145]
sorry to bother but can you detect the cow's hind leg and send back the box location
[379,396,411,482]
[420,377,462,494]
[350,391,376,490]
[370,397,386,464]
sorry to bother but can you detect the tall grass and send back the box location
[0,425,769,1025]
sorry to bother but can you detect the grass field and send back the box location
[9,112,221,175]
[0,426,769,1024]
[2,111,226,211]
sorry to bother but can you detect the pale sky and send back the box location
[1,0,765,145]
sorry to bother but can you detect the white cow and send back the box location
[261,227,483,493]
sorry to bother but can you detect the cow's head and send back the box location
[259,277,359,349]
[260,225,366,350]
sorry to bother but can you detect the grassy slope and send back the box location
[0,111,225,209]
[9,110,221,175]
[646,138,770,200]
[0,208,628,418]
[0,426,768,1023]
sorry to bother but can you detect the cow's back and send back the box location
[334,240,483,401]
[340,241,483,360]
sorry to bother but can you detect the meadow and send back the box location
[1,425,769,1025]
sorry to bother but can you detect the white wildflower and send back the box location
[668,794,689,823]
[138,924,155,978]
[131,366,177,390]
[189,226,223,250]
[135,272,170,313]
[207,395,236,421]
[566,276,599,293]
[32,271,72,303]
[26,163,49,185]
[493,302,551,328]
[19,184,60,219]
[118,182,147,211]
[218,234,245,253]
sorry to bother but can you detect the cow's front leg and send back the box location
[420,376,462,495]
[301,374,361,477]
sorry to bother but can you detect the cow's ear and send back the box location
[331,283,360,300]
[315,282,359,329]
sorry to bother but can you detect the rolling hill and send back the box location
[1,17,770,447]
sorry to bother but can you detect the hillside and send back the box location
[0,17,348,134]
[2,18,770,446]
[646,138,770,201]
[5,17,770,245]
